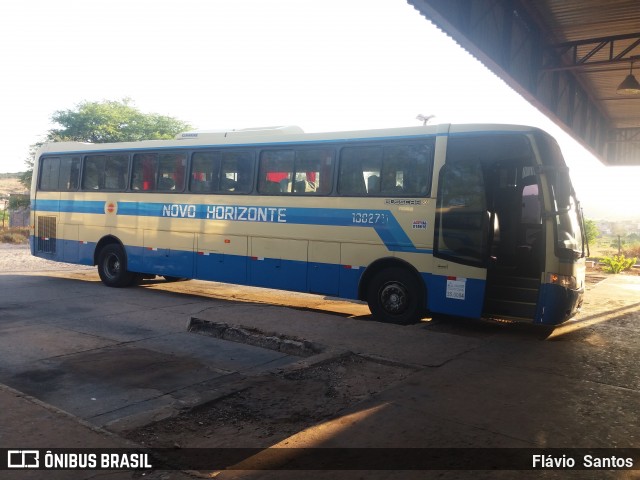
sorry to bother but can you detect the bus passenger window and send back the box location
[296,149,332,195]
[338,143,432,197]
[38,157,80,192]
[190,151,219,193]
[82,155,105,190]
[132,153,158,191]
[381,169,402,194]
[258,150,294,194]
[39,157,61,191]
[158,153,186,191]
[220,151,254,193]
[338,147,382,195]
[382,143,433,196]
[59,156,80,191]
[104,155,129,190]
[367,175,380,193]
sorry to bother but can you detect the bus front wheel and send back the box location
[367,267,423,325]
[97,244,135,288]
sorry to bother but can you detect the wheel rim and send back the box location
[379,281,408,315]
[104,253,121,280]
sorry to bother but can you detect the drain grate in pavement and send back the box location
[187,317,324,358]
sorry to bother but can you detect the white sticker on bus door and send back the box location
[446,277,466,300]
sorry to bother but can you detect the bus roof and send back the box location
[35,123,542,156]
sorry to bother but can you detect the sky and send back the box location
[1,0,638,220]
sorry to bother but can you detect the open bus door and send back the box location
[434,133,545,321]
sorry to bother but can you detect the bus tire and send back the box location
[97,244,135,288]
[367,267,423,325]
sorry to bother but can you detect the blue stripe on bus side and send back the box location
[131,243,364,298]
[33,200,433,254]
[32,236,364,300]
[34,199,106,214]
[33,236,494,321]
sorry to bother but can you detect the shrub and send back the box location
[600,254,637,274]
[0,227,29,244]
[623,244,640,259]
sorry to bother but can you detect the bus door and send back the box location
[432,133,544,321]
[431,158,488,318]
[482,164,544,320]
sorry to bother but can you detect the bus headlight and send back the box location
[546,273,577,290]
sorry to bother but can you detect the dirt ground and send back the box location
[0,243,94,273]
[0,176,27,196]
[125,353,414,450]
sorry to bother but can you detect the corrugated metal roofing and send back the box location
[532,0,640,42]
[408,0,640,165]
[528,0,640,130]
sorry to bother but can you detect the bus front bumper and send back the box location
[535,283,584,325]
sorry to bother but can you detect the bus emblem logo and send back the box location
[105,202,118,215]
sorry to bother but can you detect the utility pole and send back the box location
[2,199,7,229]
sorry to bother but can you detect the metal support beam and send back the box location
[544,33,640,72]
[407,0,640,165]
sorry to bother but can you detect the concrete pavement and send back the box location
[1,271,639,479]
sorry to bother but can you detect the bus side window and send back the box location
[220,151,254,193]
[338,147,381,195]
[382,143,433,196]
[132,153,158,191]
[39,157,60,191]
[190,151,219,193]
[104,155,129,190]
[367,175,380,193]
[380,169,402,194]
[82,155,105,190]
[158,153,186,191]
[294,149,333,195]
[59,156,80,191]
[258,150,294,194]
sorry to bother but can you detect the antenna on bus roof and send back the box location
[416,114,435,126]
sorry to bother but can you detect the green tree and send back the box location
[18,147,36,190]
[22,99,191,188]
[48,98,191,143]
[584,219,599,245]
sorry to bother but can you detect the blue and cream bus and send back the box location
[30,124,586,325]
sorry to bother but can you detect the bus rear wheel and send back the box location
[367,267,423,325]
[97,244,135,288]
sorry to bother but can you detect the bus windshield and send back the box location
[552,170,584,257]
[536,133,585,259]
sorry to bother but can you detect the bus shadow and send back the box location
[417,314,554,339]
[14,272,638,343]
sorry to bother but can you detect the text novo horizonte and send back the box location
[162,204,287,223]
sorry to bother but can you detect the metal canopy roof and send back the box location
[408,0,640,165]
